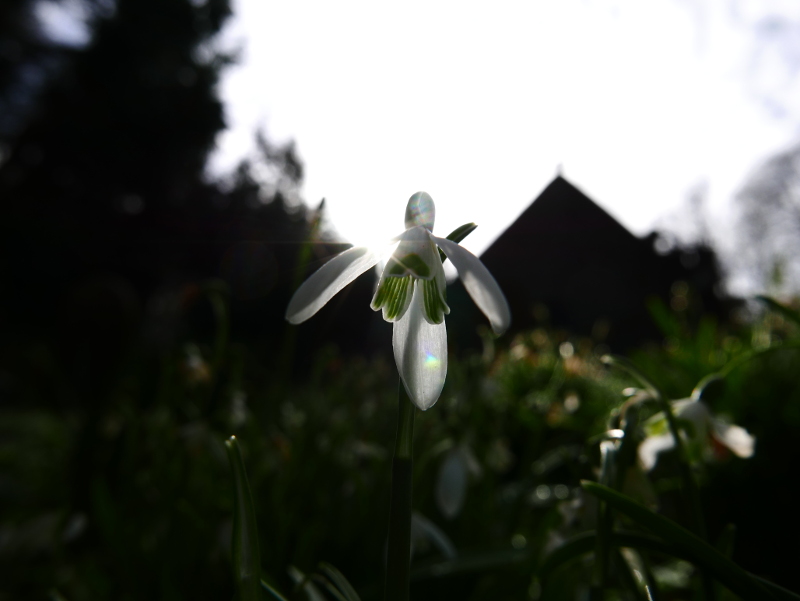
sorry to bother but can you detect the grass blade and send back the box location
[539,529,800,601]
[581,481,774,600]
[260,578,290,601]
[313,575,348,601]
[757,295,800,327]
[318,562,362,601]
[289,566,326,601]
[225,436,262,601]
[538,531,681,577]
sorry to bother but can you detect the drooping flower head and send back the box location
[638,398,756,471]
[286,192,510,410]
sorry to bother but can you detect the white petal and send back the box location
[674,398,711,423]
[393,282,447,410]
[385,226,442,279]
[285,246,379,324]
[638,433,676,471]
[674,399,711,439]
[436,446,468,519]
[405,192,436,230]
[712,421,756,458]
[432,236,511,335]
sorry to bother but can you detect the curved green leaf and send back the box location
[445,222,477,244]
[539,529,800,601]
[581,481,774,600]
[538,531,682,577]
[318,562,361,601]
[438,222,477,262]
[260,579,289,601]
[757,295,800,327]
[313,575,348,601]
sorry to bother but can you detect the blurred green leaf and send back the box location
[601,355,660,400]
[313,575,348,601]
[757,295,800,328]
[410,548,528,581]
[225,436,262,601]
[715,523,737,558]
[260,579,290,601]
[614,547,654,601]
[317,562,361,601]
[541,528,800,601]
[756,580,800,601]
[646,297,682,339]
[581,481,774,600]
[539,530,688,577]
[289,566,326,601]
[691,373,725,402]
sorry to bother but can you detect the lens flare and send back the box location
[424,351,440,367]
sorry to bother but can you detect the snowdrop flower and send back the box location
[286,192,510,410]
[638,398,755,471]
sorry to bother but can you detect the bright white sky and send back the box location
[211,0,800,268]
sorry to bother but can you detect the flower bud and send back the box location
[405,191,435,231]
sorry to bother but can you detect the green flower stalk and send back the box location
[286,191,511,410]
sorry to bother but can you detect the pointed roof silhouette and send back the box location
[449,176,728,351]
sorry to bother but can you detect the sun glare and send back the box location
[328,199,402,265]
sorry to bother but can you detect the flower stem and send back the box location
[385,382,416,601]
[603,355,714,600]
[591,439,616,593]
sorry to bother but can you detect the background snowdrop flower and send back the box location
[638,398,756,471]
[286,192,510,411]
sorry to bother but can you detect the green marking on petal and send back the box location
[388,276,414,321]
[386,253,431,278]
[386,259,406,276]
[371,275,414,322]
[370,276,390,310]
[421,278,450,324]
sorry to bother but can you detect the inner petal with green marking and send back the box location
[421,277,450,324]
[370,275,414,322]
[371,226,453,324]
[385,226,440,280]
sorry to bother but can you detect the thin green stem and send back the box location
[603,357,705,534]
[592,440,616,592]
[224,436,261,601]
[603,355,714,599]
[385,383,416,601]
[394,384,416,460]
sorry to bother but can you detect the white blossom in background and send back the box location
[638,398,756,471]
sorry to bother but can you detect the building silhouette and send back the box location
[449,176,731,351]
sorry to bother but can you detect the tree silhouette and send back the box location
[0,3,341,598]
[0,0,335,348]
[735,142,800,293]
